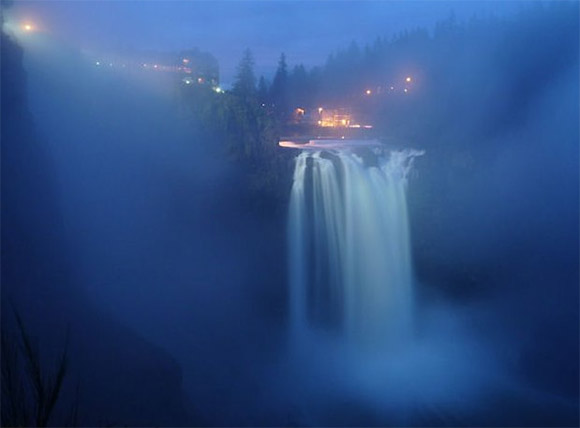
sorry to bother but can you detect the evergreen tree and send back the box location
[270,53,288,117]
[288,64,308,108]
[257,76,269,105]
[233,48,256,98]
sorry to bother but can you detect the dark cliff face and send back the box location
[1,29,71,329]
[404,9,579,403]
[1,31,191,426]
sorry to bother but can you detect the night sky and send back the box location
[6,0,525,84]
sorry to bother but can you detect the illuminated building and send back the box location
[178,48,220,88]
[287,107,373,130]
[318,108,352,128]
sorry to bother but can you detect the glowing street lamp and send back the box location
[21,22,35,32]
[365,89,372,95]
[405,76,412,83]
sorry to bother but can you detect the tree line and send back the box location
[179,2,578,197]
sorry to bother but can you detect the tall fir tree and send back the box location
[233,48,257,98]
[270,53,288,118]
[257,76,269,105]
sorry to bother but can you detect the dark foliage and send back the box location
[1,310,76,427]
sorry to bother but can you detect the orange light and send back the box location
[365,89,372,95]
[406,76,412,83]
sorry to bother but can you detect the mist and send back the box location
[2,1,578,427]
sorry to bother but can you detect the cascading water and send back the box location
[288,148,424,350]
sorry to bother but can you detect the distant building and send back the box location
[290,106,372,129]
[178,48,219,88]
[318,108,352,128]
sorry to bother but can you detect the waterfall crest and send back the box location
[288,148,424,350]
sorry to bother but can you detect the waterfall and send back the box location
[288,148,424,350]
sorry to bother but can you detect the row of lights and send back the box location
[94,61,188,73]
[23,19,405,102]
[95,61,125,68]
[365,76,413,96]
[182,77,223,93]
[94,58,223,93]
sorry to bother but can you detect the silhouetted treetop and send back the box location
[233,48,257,98]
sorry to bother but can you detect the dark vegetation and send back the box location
[178,48,294,211]
[2,310,75,427]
